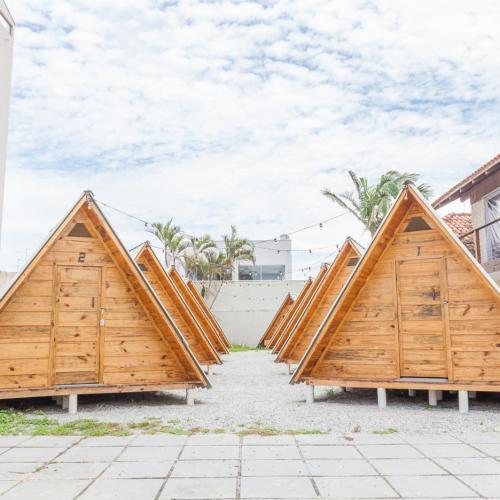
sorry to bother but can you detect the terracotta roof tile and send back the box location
[433,154,500,209]
[442,212,475,255]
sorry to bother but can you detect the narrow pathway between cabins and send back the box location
[18,351,500,434]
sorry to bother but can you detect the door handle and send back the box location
[91,297,95,308]
[431,288,437,300]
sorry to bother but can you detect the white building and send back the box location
[215,234,292,280]
[0,1,14,240]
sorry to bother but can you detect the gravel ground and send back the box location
[12,351,500,434]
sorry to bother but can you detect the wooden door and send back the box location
[53,266,101,385]
[396,258,448,378]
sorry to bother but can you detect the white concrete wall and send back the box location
[197,279,307,346]
[0,2,14,242]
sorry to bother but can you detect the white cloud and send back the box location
[1,0,498,275]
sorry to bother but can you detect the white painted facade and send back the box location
[215,234,292,280]
[198,279,306,346]
[0,1,14,241]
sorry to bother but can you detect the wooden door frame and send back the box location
[51,265,103,386]
[394,256,452,380]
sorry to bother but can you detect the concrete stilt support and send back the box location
[458,390,469,414]
[287,364,292,375]
[68,394,78,415]
[436,390,443,401]
[377,388,387,409]
[469,391,477,399]
[340,387,346,392]
[306,384,314,404]
[206,364,212,376]
[55,396,63,407]
[186,389,194,406]
[408,389,416,397]
[62,397,69,410]
[428,390,438,406]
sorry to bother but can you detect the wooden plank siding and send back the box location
[170,271,229,355]
[0,192,208,399]
[272,266,329,355]
[276,239,361,364]
[133,243,221,366]
[268,278,313,350]
[186,280,232,351]
[258,293,294,348]
[292,186,500,392]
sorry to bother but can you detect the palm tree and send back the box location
[222,225,255,280]
[150,219,189,268]
[185,234,216,280]
[322,170,432,236]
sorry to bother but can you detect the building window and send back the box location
[485,189,500,260]
[239,265,285,280]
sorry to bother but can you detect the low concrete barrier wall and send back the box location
[195,280,307,347]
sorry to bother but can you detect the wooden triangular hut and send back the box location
[0,192,209,412]
[272,266,330,355]
[258,293,294,348]
[132,242,221,369]
[187,280,231,351]
[276,239,362,365]
[268,278,313,350]
[291,185,500,413]
[168,270,229,354]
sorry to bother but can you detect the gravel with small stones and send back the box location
[18,351,500,433]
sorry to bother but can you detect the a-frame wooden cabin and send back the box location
[132,242,221,369]
[268,278,313,350]
[276,238,362,365]
[292,185,500,413]
[168,270,229,355]
[258,293,294,348]
[186,280,231,351]
[272,266,330,355]
[0,192,209,412]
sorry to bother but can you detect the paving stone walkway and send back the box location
[0,432,498,498]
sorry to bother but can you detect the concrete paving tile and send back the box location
[2,479,90,499]
[403,434,461,444]
[414,444,485,458]
[435,457,500,475]
[242,459,308,476]
[118,446,181,462]
[0,437,30,447]
[315,476,398,498]
[186,433,240,446]
[370,458,446,475]
[341,433,406,445]
[0,447,65,462]
[357,444,423,459]
[21,436,81,447]
[160,477,237,499]
[458,475,500,497]
[307,459,377,476]
[171,459,239,477]
[461,432,500,444]
[242,445,301,460]
[32,461,108,479]
[387,475,479,498]
[295,434,345,445]
[240,476,316,499]
[181,445,239,460]
[130,434,187,447]
[55,446,123,462]
[299,445,361,460]
[0,462,44,480]
[102,461,173,479]
[81,436,135,447]
[243,434,296,445]
[473,443,500,456]
[79,478,163,500]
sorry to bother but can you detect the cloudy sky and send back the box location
[1,0,499,276]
